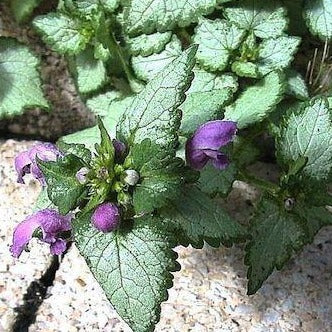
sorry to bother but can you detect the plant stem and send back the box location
[177,28,191,46]
[238,170,280,196]
[105,32,142,92]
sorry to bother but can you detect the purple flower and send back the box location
[10,209,72,258]
[185,120,237,170]
[15,143,63,185]
[91,203,120,233]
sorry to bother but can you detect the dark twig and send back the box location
[12,255,61,332]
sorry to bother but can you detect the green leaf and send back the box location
[61,95,133,150]
[10,0,42,23]
[56,141,92,164]
[245,197,307,294]
[194,18,245,72]
[0,38,48,118]
[224,0,288,39]
[74,214,178,332]
[285,69,309,100]
[86,91,122,116]
[63,0,100,19]
[276,97,332,182]
[232,136,261,167]
[117,46,197,149]
[304,0,332,41]
[124,0,223,36]
[161,186,247,248]
[257,36,301,75]
[38,154,87,214]
[94,42,110,61]
[72,47,108,94]
[87,93,134,117]
[126,31,172,56]
[231,61,260,79]
[305,184,332,207]
[33,189,54,211]
[96,117,115,160]
[65,0,120,15]
[33,13,91,55]
[79,183,109,216]
[294,204,332,241]
[224,71,286,129]
[129,139,184,213]
[198,164,237,197]
[131,35,182,81]
[61,126,103,151]
[180,69,238,135]
[102,0,120,12]
[133,171,183,213]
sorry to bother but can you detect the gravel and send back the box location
[1,140,332,331]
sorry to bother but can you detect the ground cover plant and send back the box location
[2,0,332,331]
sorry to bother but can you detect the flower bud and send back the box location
[76,167,89,184]
[123,169,140,186]
[91,203,120,233]
[117,192,131,206]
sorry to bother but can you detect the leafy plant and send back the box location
[3,0,332,331]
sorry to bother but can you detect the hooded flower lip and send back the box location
[15,143,63,185]
[91,202,120,233]
[185,120,237,170]
[10,209,72,258]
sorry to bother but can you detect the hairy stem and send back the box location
[105,32,141,92]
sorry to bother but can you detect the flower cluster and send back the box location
[10,120,236,258]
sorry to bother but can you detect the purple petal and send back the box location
[30,163,46,185]
[28,143,63,162]
[39,209,72,237]
[205,151,229,170]
[10,215,41,258]
[10,209,72,258]
[186,120,237,170]
[186,150,210,170]
[188,120,237,151]
[50,239,67,255]
[15,151,32,184]
[14,143,63,186]
[91,203,120,233]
